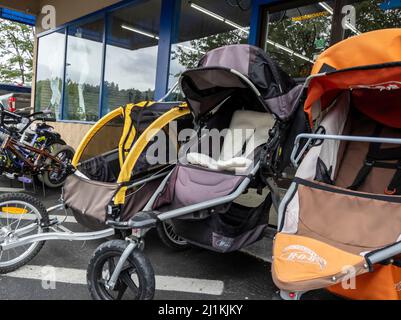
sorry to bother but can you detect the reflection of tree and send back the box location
[35,78,62,115]
[37,79,155,120]
[347,0,401,36]
[172,29,248,71]
[104,81,154,113]
[267,14,332,77]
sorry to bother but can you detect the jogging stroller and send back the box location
[272,29,401,300]
[86,44,306,300]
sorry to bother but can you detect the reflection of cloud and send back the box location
[36,33,65,81]
[66,37,103,86]
[105,45,158,91]
[36,33,159,92]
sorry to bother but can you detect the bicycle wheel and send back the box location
[37,140,66,183]
[0,193,49,273]
[87,240,155,300]
[42,145,74,188]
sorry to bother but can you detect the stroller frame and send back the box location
[98,161,262,291]
[0,170,170,252]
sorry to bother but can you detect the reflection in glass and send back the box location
[102,0,161,114]
[168,0,251,90]
[265,2,334,78]
[35,30,65,119]
[344,0,401,38]
[64,18,104,121]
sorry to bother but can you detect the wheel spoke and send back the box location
[120,270,140,299]
[116,283,128,300]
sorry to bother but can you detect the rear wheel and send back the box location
[87,240,155,300]
[42,145,74,188]
[0,193,48,273]
[37,140,67,183]
[156,220,190,251]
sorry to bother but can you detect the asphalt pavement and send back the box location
[0,177,337,300]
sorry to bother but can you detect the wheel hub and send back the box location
[0,226,13,243]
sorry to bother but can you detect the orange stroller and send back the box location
[272,28,401,300]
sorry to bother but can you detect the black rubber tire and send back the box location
[87,240,155,300]
[0,192,48,274]
[156,221,190,251]
[42,145,75,188]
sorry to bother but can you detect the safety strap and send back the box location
[348,124,383,190]
[348,124,401,194]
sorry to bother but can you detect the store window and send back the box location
[342,0,401,38]
[168,0,251,90]
[102,0,161,115]
[262,1,334,78]
[35,29,65,119]
[63,17,104,122]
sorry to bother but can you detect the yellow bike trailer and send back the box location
[63,100,190,230]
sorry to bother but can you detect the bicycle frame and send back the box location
[0,134,65,173]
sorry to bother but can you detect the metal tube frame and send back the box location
[107,240,138,290]
[287,133,401,265]
[291,133,401,168]
[0,169,170,251]
[133,162,260,226]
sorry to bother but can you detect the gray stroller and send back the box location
[86,44,306,300]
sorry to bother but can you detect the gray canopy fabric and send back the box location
[180,44,302,121]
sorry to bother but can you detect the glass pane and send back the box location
[64,17,104,121]
[168,0,251,90]
[35,30,65,119]
[263,2,334,78]
[342,0,401,38]
[102,0,161,114]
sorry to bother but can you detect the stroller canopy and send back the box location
[305,28,401,128]
[179,44,301,121]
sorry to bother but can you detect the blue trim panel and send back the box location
[0,8,36,26]
[249,0,284,46]
[61,28,68,120]
[99,11,108,118]
[154,0,181,100]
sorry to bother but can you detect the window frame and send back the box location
[34,0,164,123]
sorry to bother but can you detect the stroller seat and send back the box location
[186,109,273,172]
[273,92,401,294]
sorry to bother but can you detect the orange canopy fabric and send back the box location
[305,29,401,128]
[311,29,401,74]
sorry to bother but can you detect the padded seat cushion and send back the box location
[187,110,273,171]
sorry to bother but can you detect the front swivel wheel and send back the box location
[87,240,155,300]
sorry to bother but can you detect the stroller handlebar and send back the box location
[291,133,401,168]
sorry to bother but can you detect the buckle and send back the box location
[365,160,375,167]
[384,188,397,195]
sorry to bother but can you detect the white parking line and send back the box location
[4,265,224,296]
